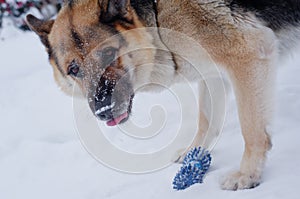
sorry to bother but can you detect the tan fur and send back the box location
[157,0,276,190]
[27,0,280,190]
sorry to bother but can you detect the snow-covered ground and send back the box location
[0,26,300,199]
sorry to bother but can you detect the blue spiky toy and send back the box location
[173,147,212,190]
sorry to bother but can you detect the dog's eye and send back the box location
[102,47,117,66]
[67,60,80,77]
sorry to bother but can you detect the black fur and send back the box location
[229,0,300,31]
[67,0,75,8]
[71,29,84,50]
[130,0,157,26]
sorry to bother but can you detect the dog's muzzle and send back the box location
[93,79,133,126]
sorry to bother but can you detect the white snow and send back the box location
[0,26,300,199]
[95,102,115,115]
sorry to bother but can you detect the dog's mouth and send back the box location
[94,94,134,126]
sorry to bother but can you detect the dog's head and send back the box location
[26,0,173,126]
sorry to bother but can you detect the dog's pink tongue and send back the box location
[106,112,128,126]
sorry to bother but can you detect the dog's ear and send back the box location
[26,14,54,48]
[100,0,132,23]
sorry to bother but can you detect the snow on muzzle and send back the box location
[90,67,134,126]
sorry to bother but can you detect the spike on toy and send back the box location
[173,147,212,190]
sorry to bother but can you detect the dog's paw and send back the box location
[220,171,261,190]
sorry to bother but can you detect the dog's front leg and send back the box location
[176,77,226,162]
[175,80,209,162]
[221,62,274,190]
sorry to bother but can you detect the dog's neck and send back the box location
[130,0,215,86]
[151,0,221,82]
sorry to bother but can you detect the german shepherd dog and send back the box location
[26,0,300,190]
